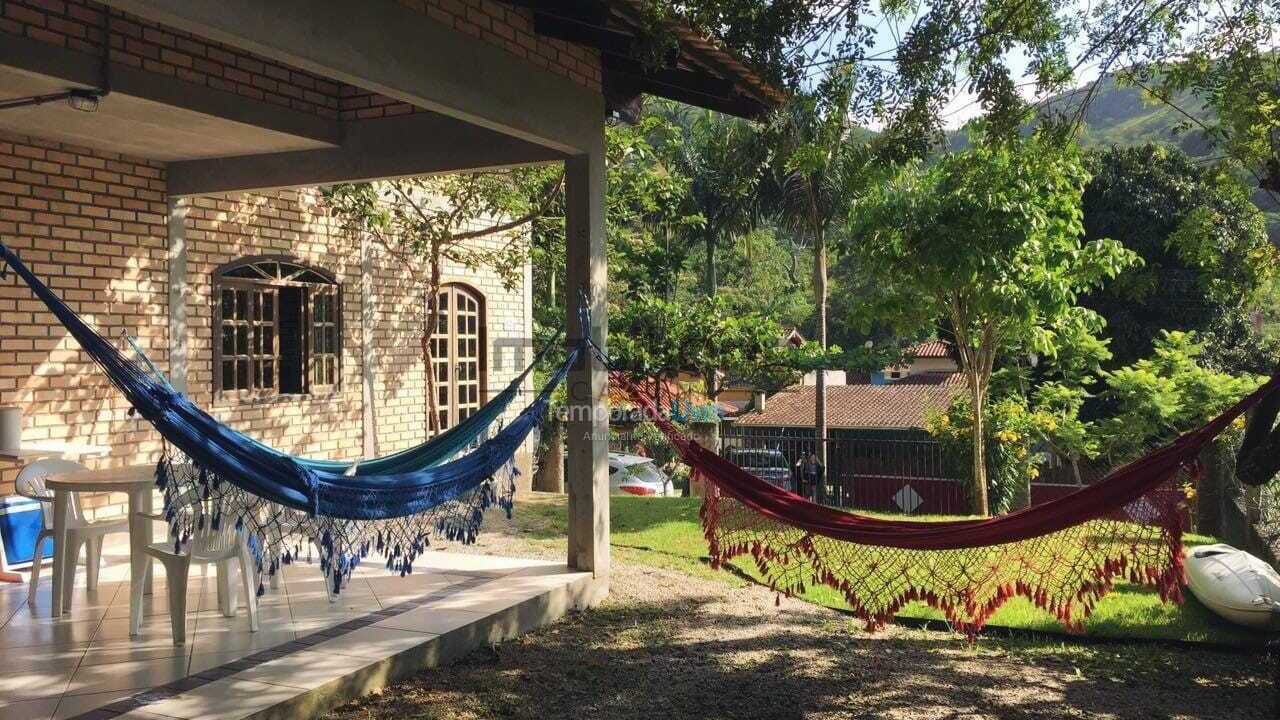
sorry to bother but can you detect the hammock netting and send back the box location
[0,241,574,593]
[614,371,1280,638]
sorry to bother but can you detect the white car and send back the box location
[609,453,674,497]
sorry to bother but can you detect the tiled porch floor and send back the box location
[0,536,593,719]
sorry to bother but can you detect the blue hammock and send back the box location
[124,329,557,476]
[1,241,578,583]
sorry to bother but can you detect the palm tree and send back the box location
[667,107,768,297]
[767,67,877,500]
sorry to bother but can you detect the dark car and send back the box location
[725,447,792,491]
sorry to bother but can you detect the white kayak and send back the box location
[1183,544,1280,631]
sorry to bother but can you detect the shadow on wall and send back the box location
[0,238,167,509]
[1,186,532,501]
[184,190,366,461]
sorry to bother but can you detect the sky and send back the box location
[830,1,1252,130]
[798,1,1108,130]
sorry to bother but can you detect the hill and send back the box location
[947,75,1213,153]
[950,75,1277,239]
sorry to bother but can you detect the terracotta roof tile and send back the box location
[735,374,965,430]
[909,340,953,359]
[612,1,786,112]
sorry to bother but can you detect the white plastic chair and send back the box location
[15,459,129,606]
[131,502,259,645]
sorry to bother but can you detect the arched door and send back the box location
[430,283,486,432]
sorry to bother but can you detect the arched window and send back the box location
[214,257,341,399]
[430,283,486,431]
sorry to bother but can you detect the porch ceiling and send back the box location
[0,65,338,162]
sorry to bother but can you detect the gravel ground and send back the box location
[323,497,1277,720]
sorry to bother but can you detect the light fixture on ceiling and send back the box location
[0,87,104,113]
[0,8,110,114]
[66,88,101,112]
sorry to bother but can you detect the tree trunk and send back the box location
[421,317,437,435]
[952,313,991,517]
[533,420,565,493]
[704,367,718,408]
[689,421,721,497]
[814,228,828,505]
[1235,395,1280,486]
[1218,472,1274,564]
[705,233,717,296]
[421,254,442,436]
[970,382,990,516]
[1197,444,1227,537]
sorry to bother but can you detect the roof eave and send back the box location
[498,0,785,120]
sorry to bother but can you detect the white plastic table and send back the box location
[44,465,155,630]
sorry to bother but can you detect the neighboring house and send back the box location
[799,369,848,386]
[607,375,720,422]
[680,326,812,416]
[728,372,967,513]
[779,325,805,348]
[876,340,959,383]
[729,340,1079,513]
[734,373,966,436]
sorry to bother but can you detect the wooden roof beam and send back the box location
[604,68,767,119]
[532,13,634,56]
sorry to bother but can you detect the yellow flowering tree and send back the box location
[925,394,1059,514]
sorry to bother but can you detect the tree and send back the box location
[1201,303,1280,376]
[1079,145,1276,366]
[662,106,768,296]
[849,126,1139,515]
[926,391,1058,514]
[524,111,703,490]
[324,174,551,434]
[530,112,701,328]
[648,1,1076,154]
[692,226,814,328]
[1030,380,1098,486]
[1090,331,1265,545]
[1088,2,1280,203]
[609,295,800,402]
[767,66,881,490]
[1093,332,1260,459]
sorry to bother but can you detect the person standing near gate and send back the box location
[797,451,823,502]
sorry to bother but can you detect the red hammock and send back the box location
[617,372,1280,637]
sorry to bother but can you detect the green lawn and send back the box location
[514,495,1273,647]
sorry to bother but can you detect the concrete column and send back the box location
[360,234,377,459]
[564,144,608,591]
[166,197,188,393]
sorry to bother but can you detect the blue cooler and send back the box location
[0,495,53,571]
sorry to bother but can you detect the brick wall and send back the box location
[1,0,602,125]
[2,0,343,119]
[401,0,602,91]
[0,130,168,518]
[0,0,555,520]
[181,191,364,461]
[366,221,534,455]
[0,135,533,518]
